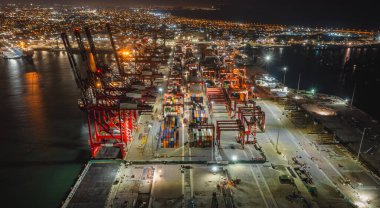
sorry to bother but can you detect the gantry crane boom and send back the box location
[106,23,123,76]
[61,32,82,89]
[61,27,153,159]
[84,27,99,69]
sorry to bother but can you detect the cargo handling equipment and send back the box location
[61,25,163,159]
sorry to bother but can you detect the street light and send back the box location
[350,83,356,107]
[359,194,369,203]
[211,166,218,173]
[264,55,271,72]
[356,127,370,161]
[158,87,163,94]
[282,67,287,85]
[232,155,238,162]
[276,115,284,154]
[296,73,301,94]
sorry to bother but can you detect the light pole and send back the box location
[311,88,316,95]
[297,73,301,94]
[276,125,280,153]
[276,116,283,153]
[350,83,356,107]
[265,55,271,72]
[158,87,163,96]
[357,127,370,161]
[282,67,287,85]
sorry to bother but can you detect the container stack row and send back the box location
[191,108,208,124]
[191,129,213,148]
[164,95,183,117]
[168,84,181,94]
[164,96,181,105]
[160,116,180,148]
[191,94,203,103]
[164,108,180,117]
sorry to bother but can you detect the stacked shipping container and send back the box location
[191,108,208,124]
[164,96,183,117]
[164,109,179,117]
[190,94,203,103]
[164,96,180,105]
[160,116,180,148]
[191,129,213,147]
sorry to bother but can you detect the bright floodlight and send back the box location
[354,201,366,208]
[232,155,238,161]
[359,194,369,202]
[211,166,218,172]
[265,55,271,61]
[311,88,315,94]
[158,87,163,92]
[283,67,287,71]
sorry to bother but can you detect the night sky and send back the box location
[4,0,380,29]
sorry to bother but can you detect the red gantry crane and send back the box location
[61,26,152,159]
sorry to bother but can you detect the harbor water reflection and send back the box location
[0,47,379,207]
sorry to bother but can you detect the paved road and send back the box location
[258,100,380,207]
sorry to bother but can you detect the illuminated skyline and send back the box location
[1,0,379,29]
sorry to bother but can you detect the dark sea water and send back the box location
[170,4,379,29]
[0,47,379,207]
[258,46,380,119]
[0,51,90,208]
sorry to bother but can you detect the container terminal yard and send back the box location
[55,23,380,208]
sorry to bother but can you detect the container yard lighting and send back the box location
[354,201,366,208]
[282,67,287,84]
[95,81,102,88]
[232,155,238,162]
[357,127,370,161]
[121,50,130,56]
[359,194,369,203]
[211,166,218,173]
[264,55,272,72]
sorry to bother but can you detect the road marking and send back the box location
[288,126,347,180]
[255,165,278,208]
[261,101,312,158]
[262,101,363,203]
[245,135,282,207]
[182,166,185,207]
[243,151,269,208]
[182,122,185,158]
[249,166,270,208]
